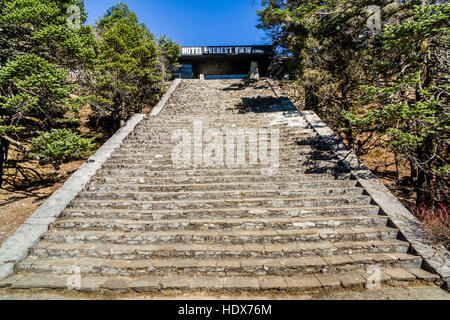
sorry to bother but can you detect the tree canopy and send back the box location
[90,2,179,130]
[258,1,449,205]
[0,1,180,186]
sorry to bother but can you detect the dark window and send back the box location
[205,74,247,80]
[174,64,193,79]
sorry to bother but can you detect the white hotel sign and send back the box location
[181,46,269,56]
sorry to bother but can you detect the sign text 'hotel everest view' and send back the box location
[181,46,273,56]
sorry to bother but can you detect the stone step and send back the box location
[86,180,359,192]
[135,119,309,125]
[51,215,388,232]
[77,187,365,202]
[40,226,398,245]
[107,153,337,162]
[94,168,347,178]
[70,195,373,211]
[121,137,318,146]
[115,141,329,150]
[7,268,439,292]
[103,159,339,167]
[113,145,330,154]
[109,151,332,159]
[90,174,345,185]
[134,119,310,123]
[125,131,317,140]
[122,139,318,147]
[16,253,422,277]
[131,124,313,131]
[30,239,408,260]
[99,160,343,171]
[139,117,305,123]
[97,165,343,173]
[6,79,435,296]
[106,155,338,164]
[64,204,381,220]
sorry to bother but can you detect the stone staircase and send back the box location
[1,79,441,294]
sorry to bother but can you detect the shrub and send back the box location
[30,129,95,169]
[412,203,450,250]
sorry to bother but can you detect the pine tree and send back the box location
[0,0,96,187]
[343,3,449,204]
[257,1,449,205]
[90,2,180,130]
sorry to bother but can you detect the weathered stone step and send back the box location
[99,160,342,171]
[122,139,318,146]
[107,152,337,162]
[113,145,330,154]
[16,253,422,277]
[106,155,338,165]
[105,159,334,169]
[101,160,339,170]
[136,119,308,125]
[40,226,398,245]
[115,141,329,151]
[90,174,344,185]
[118,140,323,147]
[117,167,346,177]
[77,188,365,202]
[94,168,347,178]
[8,79,437,296]
[6,268,439,292]
[122,137,318,146]
[64,204,381,220]
[86,180,359,192]
[126,130,317,140]
[30,239,407,260]
[133,126,309,132]
[51,215,388,232]
[133,122,311,129]
[70,195,373,211]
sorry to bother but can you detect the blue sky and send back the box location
[84,0,268,46]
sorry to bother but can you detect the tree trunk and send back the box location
[304,87,318,111]
[340,84,354,148]
[0,138,9,189]
[416,168,432,205]
[415,136,434,205]
[394,152,400,182]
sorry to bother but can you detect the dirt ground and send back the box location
[0,283,448,300]
[0,159,86,245]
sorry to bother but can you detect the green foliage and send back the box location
[90,2,179,129]
[0,1,179,187]
[0,0,96,186]
[258,1,449,204]
[0,0,96,67]
[347,3,448,203]
[0,54,72,125]
[257,0,408,137]
[0,0,95,132]
[29,129,94,168]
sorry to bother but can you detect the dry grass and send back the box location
[410,204,450,250]
[0,104,102,245]
[0,159,87,245]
